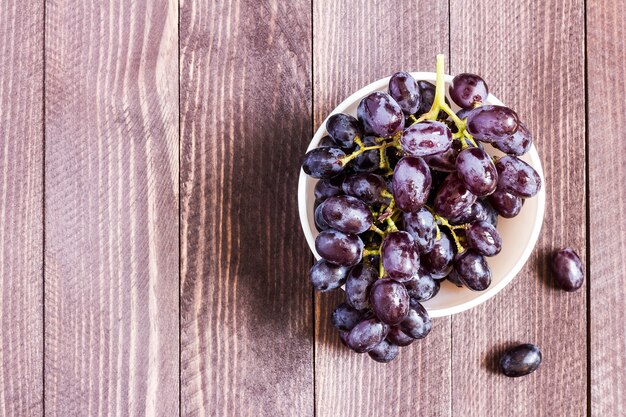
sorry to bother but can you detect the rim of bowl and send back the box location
[298,72,546,317]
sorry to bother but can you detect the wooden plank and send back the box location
[179,1,314,416]
[44,0,179,414]
[587,0,626,414]
[313,1,451,416]
[449,1,586,415]
[0,1,44,415]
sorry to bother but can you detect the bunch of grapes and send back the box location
[301,55,542,363]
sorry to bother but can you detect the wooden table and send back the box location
[1,0,624,415]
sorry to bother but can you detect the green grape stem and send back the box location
[425,204,468,253]
[339,137,399,166]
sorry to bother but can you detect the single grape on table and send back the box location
[301,54,543,363]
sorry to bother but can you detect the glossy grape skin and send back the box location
[314,176,344,202]
[370,279,410,325]
[389,71,421,115]
[314,203,330,231]
[449,73,489,109]
[321,195,374,234]
[466,105,520,142]
[368,339,400,363]
[421,233,455,278]
[488,189,523,218]
[500,344,542,377]
[357,92,405,138]
[434,173,478,218]
[466,221,502,257]
[455,147,498,197]
[392,156,432,213]
[492,122,532,156]
[402,208,437,252]
[386,326,415,346]
[551,248,584,291]
[346,318,390,353]
[354,136,381,172]
[309,259,350,292]
[331,302,364,331]
[399,302,432,339]
[404,273,440,302]
[449,199,498,227]
[457,108,473,120]
[416,81,449,118]
[400,121,452,157]
[495,155,542,198]
[318,135,336,147]
[454,250,492,291]
[326,113,363,150]
[342,173,389,205]
[381,231,421,281]
[423,146,459,172]
[302,147,346,179]
[315,229,363,267]
[345,263,378,310]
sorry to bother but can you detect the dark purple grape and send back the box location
[449,73,489,109]
[314,202,330,231]
[386,326,414,346]
[302,147,346,179]
[354,136,381,172]
[400,121,452,157]
[500,344,542,377]
[495,155,542,198]
[342,173,388,205]
[309,259,350,292]
[455,147,498,197]
[318,135,336,147]
[402,208,436,252]
[321,195,373,234]
[488,189,523,218]
[338,330,349,347]
[399,302,432,339]
[345,263,377,310]
[404,273,440,301]
[466,105,519,142]
[331,302,364,331]
[370,279,410,325]
[368,339,399,363]
[466,221,502,256]
[315,229,363,267]
[314,176,344,202]
[446,269,464,287]
[434,173,477,218]
[388,71,421,115]
[421,233,455,278]
[456,108,473,120]
[416,81,448,118]
[453,250,491,291]
[381,231,420,282]
[392,156,432,213]
[492,122,532,156]
[449,199,498,227]
[551,248,584,291]
[326,113,363,149]
[357,92,405,138]
[423,146,459,172]
[346,318,389,353]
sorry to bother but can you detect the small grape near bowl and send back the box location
[298,55,545,362]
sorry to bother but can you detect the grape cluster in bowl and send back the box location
[301,55,542,363]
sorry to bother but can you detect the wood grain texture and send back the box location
[44,0,179,415]
[313,1,451,416]
[0,1,44,415]
[179,1,313,416]
[450,1,586,416]
[587,0,626,414]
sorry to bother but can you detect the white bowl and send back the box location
[298,72,545,318]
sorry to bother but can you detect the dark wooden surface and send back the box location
[0,0,624,415]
